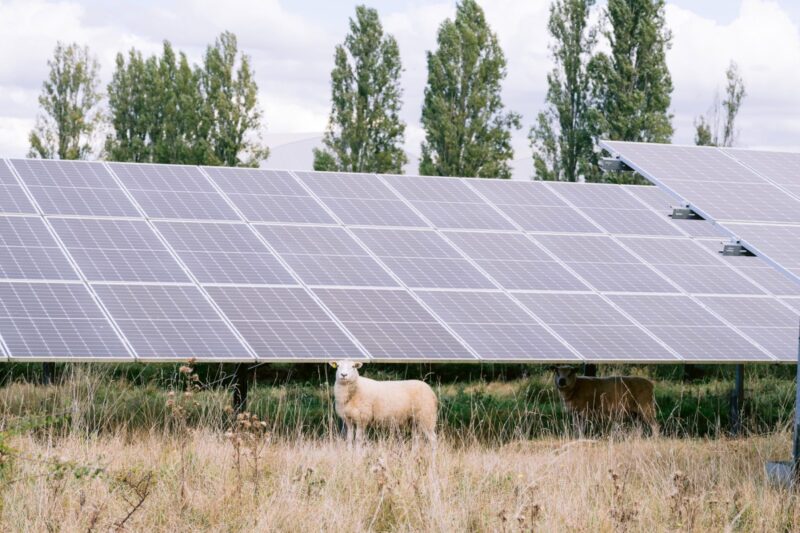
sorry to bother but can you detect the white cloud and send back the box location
[0,0,799,160]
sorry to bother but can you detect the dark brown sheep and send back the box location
[550,366,659,435]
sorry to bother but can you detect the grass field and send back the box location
[0,364,798,531]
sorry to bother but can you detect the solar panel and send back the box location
[0,216,78,280]
[513,292,676,361]
[50,218,189,283]
[382,175,516,230]
[624,185,727,238]
[11,159,139,217]
[313,288,474,360]
[417,289,578,361]
[109,163,240,220]
[608,294,773,361]
[0,160,36,214]
[155,221,294,285]
[204,167,336,224]
[619,237,764,295]
[295,171,427,227]
[256,225,398,287]
[205,286,364,360]
[352,228,494,289]
[93,284,252,361]
[444,231,589,291]
[723,149,800,189]
[600,142,800,224]
[0,282,131,360]
[725,223,800,281]
[695,296,798,361]
[532,234,678,293]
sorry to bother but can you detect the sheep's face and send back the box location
[329,360,362,384]
[550,365,577,390]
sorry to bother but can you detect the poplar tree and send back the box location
[314,5,406,173]
[590,0,674,144]
[29,42,102,160]
[694,61,746,147]
[419,0,520,178]
[530,0,598,182]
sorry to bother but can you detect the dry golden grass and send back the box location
[1,428,798,532]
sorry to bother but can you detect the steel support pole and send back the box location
[232,364,249,413]
[731,364,744,436]
[42,362,54,385]
[583,363,597,377]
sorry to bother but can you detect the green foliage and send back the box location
[29,42,102,160]
[314,5,407,173]
[419,0,520,178]
[201,31,269,167]
[106,43,205,164]
[106,32,268,166]
[694,61,746,148]
[530,0,600,182]
[590,0,674,145]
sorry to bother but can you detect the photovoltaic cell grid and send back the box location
[0,160,35,214]
[203,167,335,224]
[0,216,78,280]
[11,159,139,217]
[0,282,131,360]
[109,163,240,220]
[416,290,578,361]
[382,174,516,230]
[154,221,294,285]
[50,218,189,283]
[2,155,798,363]
[313,288,475,360]
[352,228,495,289]
[294,171,427,227]
[206,286,364,360]
[514,293,677,361]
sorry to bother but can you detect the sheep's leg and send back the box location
[355,424,365,450]
[642,405,659,438]
[423,427,437,450]
[344,419,355,449]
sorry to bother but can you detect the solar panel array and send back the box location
[0,156,797,363]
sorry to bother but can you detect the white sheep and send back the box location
[329,360,438,448]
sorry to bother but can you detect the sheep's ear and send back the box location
[328,361,337,369]
[353,361,363,369]
[548,365,557,372]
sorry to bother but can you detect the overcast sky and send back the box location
[1,0,799,171]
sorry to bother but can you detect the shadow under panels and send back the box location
[0,160,36,214]
[294,171,428,227]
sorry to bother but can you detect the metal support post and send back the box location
[42,362,55,385]
[232,364,249,413]
[730,364,744,436]
[583,363,597,377]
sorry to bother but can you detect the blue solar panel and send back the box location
[0,161,36,214]
[352,228,494,289]
[0,282,131,360]
[50,218,189,283]
[313,288,474,360]
[257,225,398,287]
[206,286,364,360]
[0,216,78,280]
[205,167,336,224]
[109,163,240,220]
[93,284,252,361]
[155,221,295,285]
[11,159,140,217]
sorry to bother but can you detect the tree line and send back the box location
[28,0,746,180]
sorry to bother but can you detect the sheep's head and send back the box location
[549,365,577,390]
[329,360,363,384]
